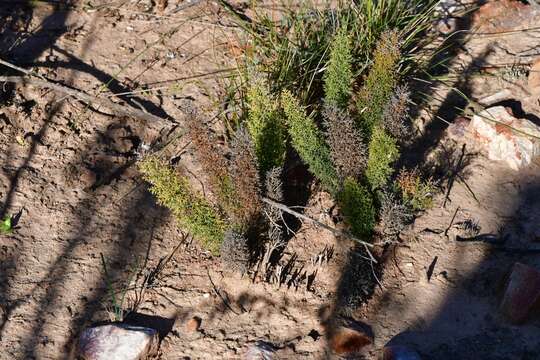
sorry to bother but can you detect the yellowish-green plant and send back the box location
[323,26,353,108]
[338,177,375,238]
[246,82,286,174]
[396,168,436,210]
[356,30,401,135]
[366,126,399,190]
[139,157,226,254]
[281,90,339,194]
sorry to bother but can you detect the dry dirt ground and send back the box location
[1,1,540,359]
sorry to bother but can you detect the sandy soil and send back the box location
[1,1,540,359]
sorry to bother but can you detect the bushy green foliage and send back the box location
[246,83,286,174]
[139,157,226,254]
[356,31,401,135]
[323,26,353,108]
[338,178,375,238]
[397,168,436,210]
[366,126,399,190]
[281,90,339,194]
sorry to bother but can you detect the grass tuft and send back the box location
[396,168,436,211]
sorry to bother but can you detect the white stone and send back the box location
[470,106,540,170]
[78,324,158,360]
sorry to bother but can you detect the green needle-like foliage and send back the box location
[139,157,226,255]
[323,26,353,108]
[246,82,286,174]
[366,126,399,190]
[281,90,339,194]
[356,30,400,135]
[338,177,375,238]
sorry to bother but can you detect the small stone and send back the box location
[383,345,422,360]
[327,318,373,355]
[185,316,201,332]
[500,262,540,324]
[469,106,540,170]
[528,59,540,95]
[78,324,158,360]
[244,341,276,360]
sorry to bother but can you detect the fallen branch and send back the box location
[261,197,378,263]
[0,75,171,124]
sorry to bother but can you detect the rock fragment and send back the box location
[78,324,159,360]
[500,262,540,324]
[327,318,373,356]
[185,316,202,333]
[528,59,540,95]
[469,106,540,170]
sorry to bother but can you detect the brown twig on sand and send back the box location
[261,197,378,263]
[0,75,172,124]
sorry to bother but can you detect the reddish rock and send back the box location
[500,263,540,324]
[469,106,540,170]
[327,318,373,355]
[383,345,422,360]
[528,59,540,95]
[78,324,159,360]
[185,316,202,332]
[472,0,528,32]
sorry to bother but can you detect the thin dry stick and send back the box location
[0,75,172,123]
[261,197,378,263]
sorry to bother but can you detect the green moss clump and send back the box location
[323,26,353,108]
[366,126,399,190]
[281,90,339,195]
[139,157,226,254]
[338,177,375,238]
[246,83,286,175]
[356,31,400,135]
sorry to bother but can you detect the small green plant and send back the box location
[356,30,401,135]
[246,82,286,174]
[139,157,226,254]
[100,253,138,322]
[281,90,339,194]
[323,25,353,108]
[338,177,376,238]
[0,215,12,234]
[396,168,436,211]
[366,126,399,190]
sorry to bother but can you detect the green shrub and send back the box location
[396,168,436,210]
[323,26,353,108]
[139,157,226,254]
[356,30,400,135]
[338,177,375,238]
[366,126,399,190]
[281,90,339,194]
[246,82,286,174]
